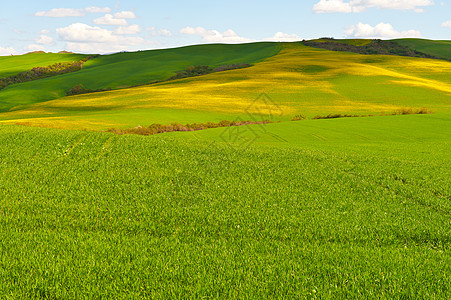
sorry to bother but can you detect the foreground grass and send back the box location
[0,115,449,298]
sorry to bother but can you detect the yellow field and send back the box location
[1,43,450,130]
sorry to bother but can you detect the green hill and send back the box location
[0,52,88,78]
[1,42,450,130]
[0,43,281,112]
[393,38,451,60]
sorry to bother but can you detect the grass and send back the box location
[0,40,450,297]
[0,43,280,112]
[394,38,451,60]
[0,52,88,78]
[0,113,449,298]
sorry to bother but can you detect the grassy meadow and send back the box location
[394,38,451,60]
[0,39,450,298]
[0,114,450,298]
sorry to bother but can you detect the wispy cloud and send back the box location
[115,25,141,35]
[94,14,128,26]
[313,0,434,13]
[147,27,172,37]
[441,20,451,28]
[35,7,111,18]
[35,35,54,45]
[180,27,253,43]
[263,32,300,42]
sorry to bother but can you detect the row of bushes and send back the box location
[0,56,98,90]
[106,107,431,136]
[170,63,251,80]
[291,107,431,121]
[312,113,372,119]
[390,107,431,115]
[107,119,272,136]
[66,84,112,96]
[303,39,442,60]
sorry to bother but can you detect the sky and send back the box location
[0,0,450,55]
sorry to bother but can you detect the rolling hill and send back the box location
[0,43,280,112]
[394,38,451,60]
[0,41,450,130]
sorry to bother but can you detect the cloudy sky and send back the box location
[0,0,450,55]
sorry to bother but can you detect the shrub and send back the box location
[291,114,306,121]
[107,119,273,136]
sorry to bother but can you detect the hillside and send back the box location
[1,42,450,130]
[394,39,451,60]
[0,43,280,112]
[0,52,88,78]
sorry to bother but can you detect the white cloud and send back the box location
[180,26,253,43]
[313,0,353,13]
[313,0,434,13]
[39,29,51,34]
[442,20,451,27]
[56,23,147,53]
[35,7,112,17]
[93,14,128,26]
[85,7,111,13]
[36,35,54,45]
[115,25,141,35]
[0,46,18,56]
[147,27,172,36]
[57,23,117,42]
[263,32,301,42]
[345,22,421,38]
[24,44,46,52]
[35,8,85,17]
[64,39,155,54]
[114,11,136,19]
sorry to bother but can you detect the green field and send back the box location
[0,52,88,78]
[1,42,450,130]
[394,38,451,60]
[0,43,280,112]
[0,40,450,298]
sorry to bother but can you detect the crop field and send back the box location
[0,42,450,130]
[0,113,450,298]
[0,39,450,298]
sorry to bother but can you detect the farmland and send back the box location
[1,42,450,130]
[0,39,450,298]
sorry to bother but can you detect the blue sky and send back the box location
[0,0,450,55]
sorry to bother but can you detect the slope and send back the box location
[0,52,88,78]
[394,39,451,60]
[1,42,450,130]
[0,43,281,112]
